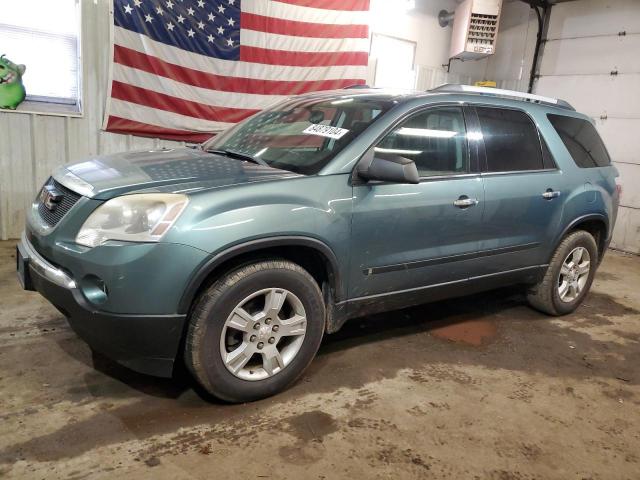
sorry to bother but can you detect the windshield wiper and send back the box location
[208,148,269,167]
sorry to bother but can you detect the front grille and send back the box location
[36,177,82,227]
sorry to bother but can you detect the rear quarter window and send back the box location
[547,114,611,168]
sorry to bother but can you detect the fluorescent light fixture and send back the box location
[467,131,484,141]
[375,192,420,198]
[254,147,268,157]
[331,98,354,105]
[396,127,458,138]
[374,147,422,155]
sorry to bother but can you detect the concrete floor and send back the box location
[1,241,639,480]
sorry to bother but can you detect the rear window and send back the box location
[475,107,544,172]
[547,114,611,168]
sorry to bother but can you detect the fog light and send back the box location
[80,275,108,305]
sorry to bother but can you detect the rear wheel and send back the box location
[527,230,598,316]
[185,260,325,402]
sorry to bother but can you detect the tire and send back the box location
[185,259,325,402]
[527,230,598,316]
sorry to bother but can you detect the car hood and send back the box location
[53,147,301,200]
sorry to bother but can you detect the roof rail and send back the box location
[429,84,575,110]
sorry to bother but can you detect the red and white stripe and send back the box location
[104,0,370,142]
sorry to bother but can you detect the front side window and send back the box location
[476,107,544,172]
[203,96,393,175]
[547,114,611,168]
[375,107,469,177]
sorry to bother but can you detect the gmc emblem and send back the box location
[40,185,63,212]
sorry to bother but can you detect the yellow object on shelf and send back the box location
[474,81,497,87]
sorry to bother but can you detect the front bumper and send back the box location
[17,233,187,377]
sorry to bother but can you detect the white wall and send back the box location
[368,0,478,90]
[449,0,537,91]
[450,0,640,254]
[535,0,640,253]
[370,0,458,70]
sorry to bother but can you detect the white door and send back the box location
[370,33,416,89]
[534,0,640,253]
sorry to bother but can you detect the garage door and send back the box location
[534,0,640,254]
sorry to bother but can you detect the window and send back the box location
[547,114,611,168]
[0,0,81,113]
[203,96,393,175]
[476,107,544,172]
[375,107,468,177]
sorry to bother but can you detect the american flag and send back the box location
[104,0,370,142]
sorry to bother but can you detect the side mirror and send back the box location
[356,149,420,184]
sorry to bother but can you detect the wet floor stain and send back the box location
[429,318,498,346]
[593,271,619,281]
[278,411,338,465]
[577,292,640,327]
[285,410,338,442]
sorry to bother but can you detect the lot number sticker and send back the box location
[303,124,350,139]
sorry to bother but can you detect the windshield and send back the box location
[202,96,394,175]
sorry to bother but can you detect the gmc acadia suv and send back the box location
[17,84,620,402]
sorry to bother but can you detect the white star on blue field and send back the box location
[115,0,241,59]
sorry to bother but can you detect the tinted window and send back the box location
[476,107,544,172]
[376,107,468,177]
[547,114,610,168]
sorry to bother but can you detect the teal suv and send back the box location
[17,85,620,402]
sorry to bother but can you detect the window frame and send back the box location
[470,105,559,176]
[353,103,481,185]
[0,0,83,117]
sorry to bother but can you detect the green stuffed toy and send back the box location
[0,54,26,110]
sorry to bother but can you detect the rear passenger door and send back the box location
[472,106,565,275]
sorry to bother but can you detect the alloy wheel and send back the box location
[558,246,591,303]
[220,288,307,381]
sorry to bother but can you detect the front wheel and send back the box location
[185,260,325,402]
[527,230,598,316]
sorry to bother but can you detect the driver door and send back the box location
[348,105,484,300]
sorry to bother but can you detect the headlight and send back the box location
[76,194,189,247]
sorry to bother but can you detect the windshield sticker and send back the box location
[302,124,350,140]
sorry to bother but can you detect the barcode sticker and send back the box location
[303,124,350,139]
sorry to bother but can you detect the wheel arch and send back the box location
[554,214,609,263]
[177,236,343,315]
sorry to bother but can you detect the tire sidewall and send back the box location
[194,265,324,401]
[550,231,598,315]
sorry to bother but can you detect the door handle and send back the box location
[542,189,561,200]
[453,196,479,208]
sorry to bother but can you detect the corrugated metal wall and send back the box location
[0,0,184,240]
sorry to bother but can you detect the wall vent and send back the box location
[450,0,502,60]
